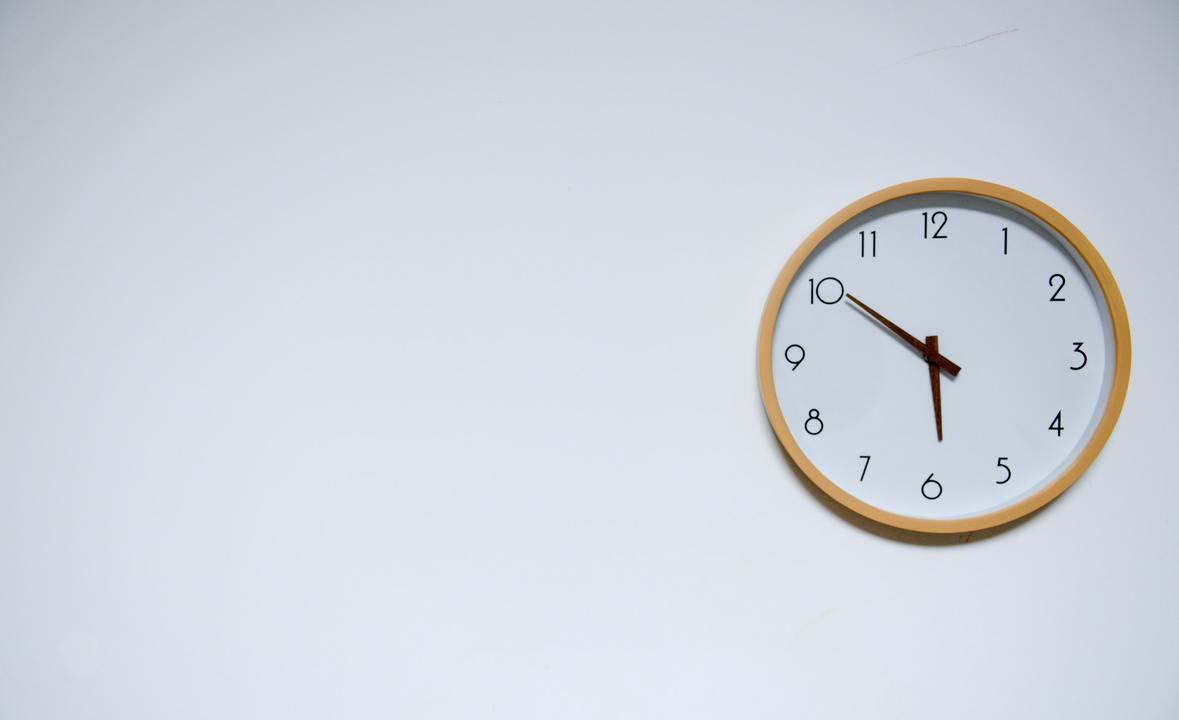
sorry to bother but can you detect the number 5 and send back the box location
[996,457,1011,485]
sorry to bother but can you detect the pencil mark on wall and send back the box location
[878,28,1019,71]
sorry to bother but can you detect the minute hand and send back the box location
[846,294,962,376]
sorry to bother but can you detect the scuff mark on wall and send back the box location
[879,28,1019,71]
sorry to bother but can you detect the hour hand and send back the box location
[926,335,944,441]
[845,294,962,376]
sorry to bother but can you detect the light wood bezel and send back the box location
[756,178,1131,534]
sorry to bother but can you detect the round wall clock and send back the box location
[757,178,1131,533]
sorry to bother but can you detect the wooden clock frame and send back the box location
[756,178,1132,534]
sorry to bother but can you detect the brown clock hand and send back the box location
[845,294,962,376]
[926,335,943,441]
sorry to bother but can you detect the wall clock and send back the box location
[757,178,1130,533]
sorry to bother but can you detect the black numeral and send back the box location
[1049,411,1063,437]
[921,473,942,500]
[1049,273,1066,302]
[859,230,876,258]
[808,276,845,305]
[996,457,1011,485]
[804,409,824,435]
[858,455,871,482]
[922,211,947,239]
[1070,342,1087,370]
[1002,227,1008,255]
[783,343,805,371]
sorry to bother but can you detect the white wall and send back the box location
[1,1,1176,717]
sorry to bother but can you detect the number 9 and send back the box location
[784,344,805,371]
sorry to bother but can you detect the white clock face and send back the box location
[768,192,1116,522]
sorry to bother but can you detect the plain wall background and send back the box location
[1,1,1176,717]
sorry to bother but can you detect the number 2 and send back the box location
[1049,273,1066,302]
